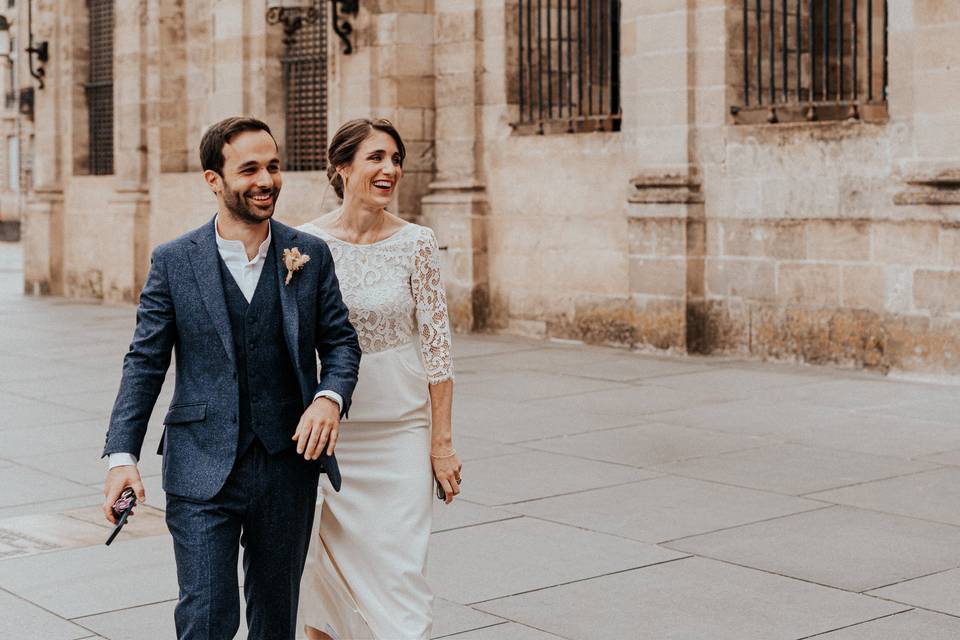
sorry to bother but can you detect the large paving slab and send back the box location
[648,398,855,437]
[523,422,767,468]
[0,417,160,463]
[809,609,960,639]
[453,345,628,373]
[455,370,628,402]
[74,595,251,640]
[0,465,100,508]
[0,396,100,431]
[667,506,960,592]
[809,467,960,525]
[0,589,93,640]
[476,557,908,640]
[766,378,958,410]
[507,476,825,543]
[653,443,937,496]
[432,499,519,533]
[0,534,178,618]
[528,384,737,418]
[550,353,714,382]
[18,445,163,486]
[783,413,960,458]
[459,451,660,506]
[645,367,826,397]
[451,395,642,444]
[427,517,686,604]
[866,567,960,616]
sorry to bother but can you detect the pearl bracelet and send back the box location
[430,448,457,459]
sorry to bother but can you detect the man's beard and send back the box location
[222,182,279,225]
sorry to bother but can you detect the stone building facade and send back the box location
[18,0,960,376]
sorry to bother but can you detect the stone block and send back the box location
[841,265,886,310]
[914,269,960,313]
[633,51,687,91]
[634,11,687,57]
[914,70,960,115]
[914,25,960,71]
[628,218,685,257]
[629,256,686,297]
[394,12,433,44]
[722,220,805,260]
[777,263,841,307]
[914,0,960,25]
[706,258,776,301]
[436,10,473,44]
[397,75,435,110]
[806,220,871,261]
[940,227,960,266]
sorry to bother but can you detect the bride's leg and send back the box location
[304,625,334,640]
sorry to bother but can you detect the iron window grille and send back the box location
[85,0,114,175]
[731,0,888,124]
[514,0,621,135]
[281,0,328,171]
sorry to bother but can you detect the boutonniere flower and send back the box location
[282,247,310,285]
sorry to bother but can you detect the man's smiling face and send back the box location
[217,129,282,224]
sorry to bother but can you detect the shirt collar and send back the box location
[214,214,272,265]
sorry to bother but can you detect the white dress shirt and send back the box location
[108,217,343,469]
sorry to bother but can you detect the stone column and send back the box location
[104,0,150,303]
[22,0,64,296]
[622,1,704,352]
[420,0,489,332]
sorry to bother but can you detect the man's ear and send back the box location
[203,169,222,194]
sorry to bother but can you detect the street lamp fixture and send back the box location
[26,0,48,89]
[265,0,358,54]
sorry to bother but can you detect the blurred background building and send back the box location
[13,0,960,375]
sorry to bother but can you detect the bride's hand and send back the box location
[431,448,462,504]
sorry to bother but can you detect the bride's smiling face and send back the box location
[339,131,403,208]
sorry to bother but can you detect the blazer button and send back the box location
[232,372,238,380]
[232,414,238,422]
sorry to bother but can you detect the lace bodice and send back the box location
[300,222,454,384]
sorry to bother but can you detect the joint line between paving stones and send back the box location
[860,564,960,595]
[796,465,951,499]
[70,597,179,622]
[860,597,960,621]
[491,477,668,507]
[658,504,836,546]
[0,585,100,636]
[432,514,525,534]
[466,556,692,607]
[794,608,918,639]
[654,546,913,596]
[432,621,512,639]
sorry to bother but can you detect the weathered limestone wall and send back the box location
[20,0,960,374]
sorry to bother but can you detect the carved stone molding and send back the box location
[895,169,960,206]
[629,172,704,205]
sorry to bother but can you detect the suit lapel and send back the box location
[188,217,236,366]
[272,220,302,375]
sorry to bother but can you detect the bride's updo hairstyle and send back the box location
[326,118,406,199]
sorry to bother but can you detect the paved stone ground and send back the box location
[2,239,960,639]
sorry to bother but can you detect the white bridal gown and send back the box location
[297,222,454,640]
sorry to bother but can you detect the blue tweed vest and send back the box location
[218,243,303,459]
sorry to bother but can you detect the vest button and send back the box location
[232,414,237,422]
[247,316,256,324]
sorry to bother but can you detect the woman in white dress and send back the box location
[297,118,461,640]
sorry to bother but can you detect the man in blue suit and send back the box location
[101,116,361,639]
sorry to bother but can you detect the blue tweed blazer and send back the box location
[103,217,361,500]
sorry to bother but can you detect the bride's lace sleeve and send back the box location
[411,227,454,384]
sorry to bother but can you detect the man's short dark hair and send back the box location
[199,116,278,176]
